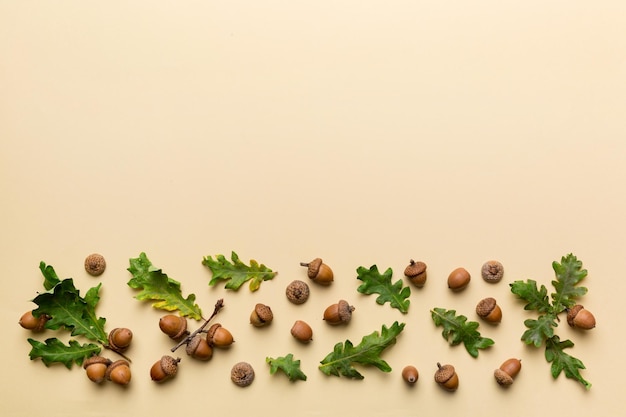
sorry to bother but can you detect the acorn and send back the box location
[402,365,419,385]
[206,323,234,348]
[108,327,133,352]
[83,356,112,383]
[448,267,470,291]
[475,297,502,324]
[105,359,131,385]
[159,314,189,340]
[19,311,49,332]
[290,320,313,343]
[185,334,213,360]
[494,358,522,387]
[300,258,334,285]
[404,260,427,287]
[566,305,596,330]
[434,363,458,392]
[481,260,504,283]
[150,355,181,383]
[250,303,274,327]
[323,300,355,325]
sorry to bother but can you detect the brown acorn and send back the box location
[290,320,313,343]
[300,258,334,285]
[494,358,522,387]
[206,323,234,348]
[108,327,133,352]
[159,314,189,340]
[83,356,112,383]
[566,305,596,329]
[448,267,470,291]
[402,365,419,385]
[434,363,458,392]
[250,303,274,327]
[323,300,355,325]
[150,355,181,383]
[475,297,502,324]
[105,359,131,385]
[186,334,213,360]
[84,253,106,276]
[404,260,427,287]
[19,311,49,332]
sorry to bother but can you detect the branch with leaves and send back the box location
[510,253,593,389]
[27,262,124,368]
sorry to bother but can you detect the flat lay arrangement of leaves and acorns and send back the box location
[18,251,596,390]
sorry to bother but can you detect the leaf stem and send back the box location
[171,298,224,352]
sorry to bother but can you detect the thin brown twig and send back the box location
[171,298,224,352]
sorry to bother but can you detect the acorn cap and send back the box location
[305,258,323,278]
[404,260,427,277]
[83,355,111,369]
[476,297,497,317]
[337,300,355,322]
[160,355,180,377]
[566,305,584,327]
[434,363,456,384]
[494,368,514,386]
[285,280,310,304]
[252,303,273,325]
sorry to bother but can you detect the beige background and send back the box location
[1,1,625,416]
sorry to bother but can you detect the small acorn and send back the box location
[83,356,112,383]
[448,267,470,291]
[250,303,274,327]
[323,300,355,325]
[300,258,334,285]
[19,311,49,332]
[105,359,131,386]
[404,260,427,287]
[566,305,596,330]
[402,365,419,385]
[206,323,234,348]
[108,327,133,352]
[494,358,522,387]
[475,297,502,324]
[434,363,458,392]
[285,280,310,304]
[150,355,181,383]
[159,314,189,340]
[186,334,213,360]
[290,320,313,343]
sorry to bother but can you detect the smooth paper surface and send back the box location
[1,2,625,416]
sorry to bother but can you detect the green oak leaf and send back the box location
[356,265,410,313]
[521,315,558,347]
[551,253,588,313]
[32,276,108,345]
[431,308,494,358]
[28,338,101,369]
[319,321,405,379]
[202,251,277,292]
[510,253,593,388]
[266,354,307,382]
[510,279,551,314]
[545,336,591,390]
[127,252,202,320]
